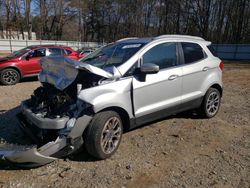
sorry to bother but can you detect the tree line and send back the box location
[0,0,249,43]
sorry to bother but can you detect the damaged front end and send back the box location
[1,57,117,167]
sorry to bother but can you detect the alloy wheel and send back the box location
[206,91,220,116]
[101,117,122,154]
[2,70,19,84]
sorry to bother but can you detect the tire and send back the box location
[84,111,123,159]
[0,68,20,85]
[199,87,221,118]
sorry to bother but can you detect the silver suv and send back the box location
[3,35,223,167]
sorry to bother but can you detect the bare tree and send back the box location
[25,0,32,40]
[0,0,249,43]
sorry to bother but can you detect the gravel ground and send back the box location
[0,63,249,188]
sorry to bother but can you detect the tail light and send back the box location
[219,61,224,71]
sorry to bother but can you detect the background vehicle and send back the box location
[0,45,79,85]
[2,35,223,167]
[77,48,96,58]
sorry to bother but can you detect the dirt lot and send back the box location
[0,63,249,188]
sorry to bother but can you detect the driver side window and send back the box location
[143,42,177,70]
[31,48,46,58]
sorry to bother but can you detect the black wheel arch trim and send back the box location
[210,83,223,97]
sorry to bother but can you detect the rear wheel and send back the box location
[0,68,20,85]
[84,111,123,159]
[199,87,221,118]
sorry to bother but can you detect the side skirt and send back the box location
[130,96,203,129]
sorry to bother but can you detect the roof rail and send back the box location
[155,35,205,41]
[116,37,139,42]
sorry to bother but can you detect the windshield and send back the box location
[80,42,145,70]
[7,47,31,58]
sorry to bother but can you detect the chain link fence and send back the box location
[212,44,250,61]
[0,39,103,53]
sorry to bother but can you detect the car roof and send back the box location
[116,35,209,44]
[116,37,154,44]
[27,45,70,49]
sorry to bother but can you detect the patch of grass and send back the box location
[0,53,10,57]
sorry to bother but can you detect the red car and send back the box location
[0,45,80,85]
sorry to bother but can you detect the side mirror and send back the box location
[25,55,30,60]
[24,53,33,61]
[140,63,159,74]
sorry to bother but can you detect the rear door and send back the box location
[180,42,209,104]
[132,42,182,124]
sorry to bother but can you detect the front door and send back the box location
[22,48,46,75]
[132,42,182,124]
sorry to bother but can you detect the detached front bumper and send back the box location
[0,105,92,168]
[3,141,61,168]
[0,136,67,168]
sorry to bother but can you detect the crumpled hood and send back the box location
[39,56,114,90]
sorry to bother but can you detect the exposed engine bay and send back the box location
[27,71,103,119]
[29,84,74,118]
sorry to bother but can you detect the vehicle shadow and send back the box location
[169,110,202,120]
[0,106,32,145]
[0,76,38,86]
[0,107,202,168]
[0,106,33,170]
[67,147,95,162]
[21,76,38,83]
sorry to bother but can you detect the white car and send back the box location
[2,35,223,167]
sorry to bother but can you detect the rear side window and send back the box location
[47,48,63,56]
[143,42,177,69]
[181,42,206,64]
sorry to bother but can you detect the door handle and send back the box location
[168,75,178,80]
[202,67,210,71]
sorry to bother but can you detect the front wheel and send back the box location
[84,111,123,159]
[199,87,221,118]
[0,68,20,85]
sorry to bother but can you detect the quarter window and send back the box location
[181,42,206,64]
[143,43,177,69]
[207,45,217,57]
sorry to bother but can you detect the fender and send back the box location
[200,68,223,95]
[78,78,134,118]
